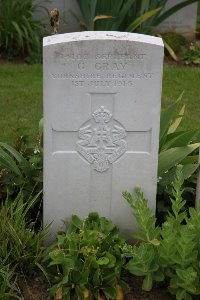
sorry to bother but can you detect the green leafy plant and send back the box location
[0,0,48,61]
[0,191,49,299]
[74,0,161,32]
[122,165,200,299]
[0,259,21,299]
[159,31,185,60]
[157,92,200,219]
[74,0,199,33]
[0,191,49,275]
[181,42,200,65]
[159,92,200,179]
[161,32,185,53]
[44,212,128,300]
[0,126,43,208]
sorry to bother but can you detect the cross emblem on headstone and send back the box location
[52,93,152,156]
[51,93,152,215]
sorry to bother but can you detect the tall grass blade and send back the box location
[0,142,31,178]
[168,105,185,134]
[158,143,200,176]
[0,148,22,177]
[126,7,162,32]
[159,91,184,146]
[164,130,198,150]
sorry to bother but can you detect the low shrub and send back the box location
[75,0,199,34]
[157,93,200,221]
[0,191,49,299]
[0,259,20,300]
[123,165,200,300]
[161,32,185,54]
[44,213,128,299]
[0,127,43,223]
[0,191,49,275]
[181,42,200,65]
[0,0,48,62]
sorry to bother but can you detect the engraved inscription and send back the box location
[53,50,153,88]
[52,72,153,88]
[77,106,127,172]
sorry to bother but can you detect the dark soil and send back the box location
[0,55,25,65]
[17,272,175,300]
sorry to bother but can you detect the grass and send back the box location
[0,64,42,145]
[0,64,200,144]
[162,66,200,138]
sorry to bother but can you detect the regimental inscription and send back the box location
[52,51,154,88]
[77,106,127,172]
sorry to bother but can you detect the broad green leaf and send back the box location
[153,270,165,282]
[104,252,116,268]
[97,257,109,265]
[164,130,198,150]
[142,274,153,291]
[0,147,22,177]
[110,0,136,31]
[181,155,199,164]
[159,92,184,146]
[0,142,31,177]
[126,7,162,32]
[168,105,185,134]
[71,215,83,229]
[102,285,117,299]
[159,164,199,186]
[158,143,200,176]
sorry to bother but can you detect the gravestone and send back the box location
[43,32,164,240]
[158,0,198,38]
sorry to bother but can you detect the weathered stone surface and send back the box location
[43,32,164,240]
[158,0,198,38]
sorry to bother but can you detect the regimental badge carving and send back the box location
[77,106,127,172]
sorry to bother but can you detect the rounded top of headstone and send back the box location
[43,31,163,47]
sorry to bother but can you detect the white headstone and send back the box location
[43,32,164,240]
[158,0,198,38]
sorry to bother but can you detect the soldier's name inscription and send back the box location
[51,51,152,88]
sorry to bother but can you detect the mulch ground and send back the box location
[17,272,175,300]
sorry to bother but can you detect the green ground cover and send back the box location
[0,64,199,144]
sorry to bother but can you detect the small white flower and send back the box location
[34,148,40,154]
